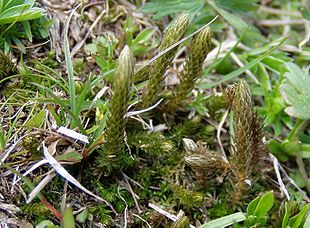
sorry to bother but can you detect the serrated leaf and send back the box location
[280,63,310,119]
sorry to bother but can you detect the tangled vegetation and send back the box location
[0,0,310,227]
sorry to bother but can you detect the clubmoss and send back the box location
[168,26,212,110]
[97,46,135,172]
[141,14,189,108]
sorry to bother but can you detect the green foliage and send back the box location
[281,62,310,119]
[85,35,118,74]
[201,212,246,228]
[202,191,310,228]
[127,131,174,155]
[142,0,205,19]
[21,202,52,223]
[214,0,258,14]
[63,206,75,228]
[169,184,204,209]
[282,202,310,228]
[124,16,157,56]
[245,191,274,227]
[0,0,47,52]
[97,46,135,172]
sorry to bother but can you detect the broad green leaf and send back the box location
[214,0,257,14]
[0,4,32,18]
[257,63,271,91]
[247,194,261,216]
[200,212,246,228]
[0,6,44,25]
[56,151,83,163]
[76,209,89,223]
[0,0,3,13]
[133,28,155,44]
[280,63,310,119]
[142,0,205,19]
[12,36,26,53]
[209,1,248,31]
[24,110,45,128]
[63,206,76,228]
[254,191,274,218]
[304,209,310,228]
[22,20,32,41]
[36,220,58,228]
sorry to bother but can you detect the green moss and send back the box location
[207,200,234,219]
[21,202,52,224]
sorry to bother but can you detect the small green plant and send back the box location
[141,13,189,108]
[201,191,310,227]
[97,46,135,172]
[226,80,269,204]
[0,0,47,52]
[170,26,212,109]
[244,191,274,227]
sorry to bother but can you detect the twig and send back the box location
[217,110,229,163]
[270,154,290,200]
[299,21,310,47]
[277,157,310,202]
[118,186,128,228]
[259,5,301,17]
[123,173,142,213]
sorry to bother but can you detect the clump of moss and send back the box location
[0,50,17,90]
[169,184,204,209]
[21,202,52,224]
[127,131,174,156]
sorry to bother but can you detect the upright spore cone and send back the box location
[226,80,269,204]
[98,46,135,172]
[173,27,212,107]
[141,14,189,108]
